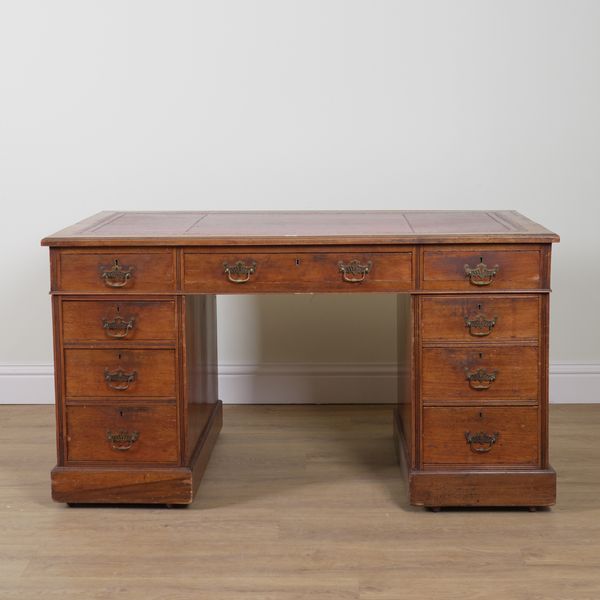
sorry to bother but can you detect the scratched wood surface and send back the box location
[0,404,597,599]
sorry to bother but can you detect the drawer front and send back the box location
[58,249,176,292]
[420,296,540,342]
[422,406,539,467]
[66,403,179,464]
[422,246,543,291]
[64,349,177,398]
[183,250,413,293]
[421,346,539,403]
[62,300,177,343]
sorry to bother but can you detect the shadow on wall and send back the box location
[216,293,400,404]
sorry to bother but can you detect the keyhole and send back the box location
[479,352,483,359]
[477,304,482,311]
[116,304,120,313]
[118,353,122,360]
[479,256,483,263]
[115,258,119,266]
[479,411,484,419]
[295,258,301,266]
[119,410,124,417]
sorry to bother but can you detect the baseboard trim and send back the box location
[1,362,599,404]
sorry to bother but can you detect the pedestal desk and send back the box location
[41,210,559,509]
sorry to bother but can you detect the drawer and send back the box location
[421,346,539,403]
[183,250,413,293]
[64,349,177,398]
[57,249,176,292]
[62,299,177,343]
[65,403,179,464]
[422,406,539,467]
[421,246,543,291]
[420,295,540,342]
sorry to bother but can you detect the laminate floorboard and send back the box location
[0,404,598,599]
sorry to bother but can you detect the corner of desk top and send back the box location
[41,211,120,246]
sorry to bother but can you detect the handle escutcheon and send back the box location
[100,259,134,288]
[338,260,372,283]
[464,261,499,286]
[102,315,135,338]
[104,368,137,391]
[107,430,139,451]
[464,314,497,337]
[223,260,257,283]
[465,367,497,390]
[465,431,499,453]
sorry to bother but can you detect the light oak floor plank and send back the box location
[0,404,598,599]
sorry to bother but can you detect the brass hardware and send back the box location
[107,430,139,451]
[464,261,499,286]
[223,260,257,283]
[338,260,372,283]
[101,315,135,338]
[465,431,499,453]
[104,368,137,391]
[99,259,134,288]
[465,367,497,390]
[464,313,497,337]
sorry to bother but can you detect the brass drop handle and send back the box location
[107,430,139,451]
[102,316,135,338]
[100,259,134,288]
[464,261,499,286]
[223,260,257,283]
[338,260,372,283]
[464,314,497,337]
[465,367,497,390]
[104,368,137,391]
[465,431,499,453]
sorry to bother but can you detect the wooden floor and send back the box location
[0,404,598,599]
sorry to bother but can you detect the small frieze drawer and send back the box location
[421,246,544,291]
[65,403,179,464]
[422,406,539,467]
[56,249,176,292]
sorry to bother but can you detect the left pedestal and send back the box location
[48,247,220,504]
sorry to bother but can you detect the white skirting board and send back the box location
[0,362,599,405]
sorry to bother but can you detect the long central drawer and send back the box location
[183,250,414,293]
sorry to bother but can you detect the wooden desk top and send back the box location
[41,210,559,247]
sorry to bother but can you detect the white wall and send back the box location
[1,1,599,402]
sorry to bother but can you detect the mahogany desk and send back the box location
[41,211,559,509]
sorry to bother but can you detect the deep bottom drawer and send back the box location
[66,403,179,464]
[422,406,539,467]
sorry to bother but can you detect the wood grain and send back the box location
[183,249,413,293]
[421,406,539,467]
[57,248,176,292]
[421,346,539,403]
[420,295,540,342]
[421,245,544,290]
[64,348,177,398]
[61,298,176,343]
[65,403,179,464]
